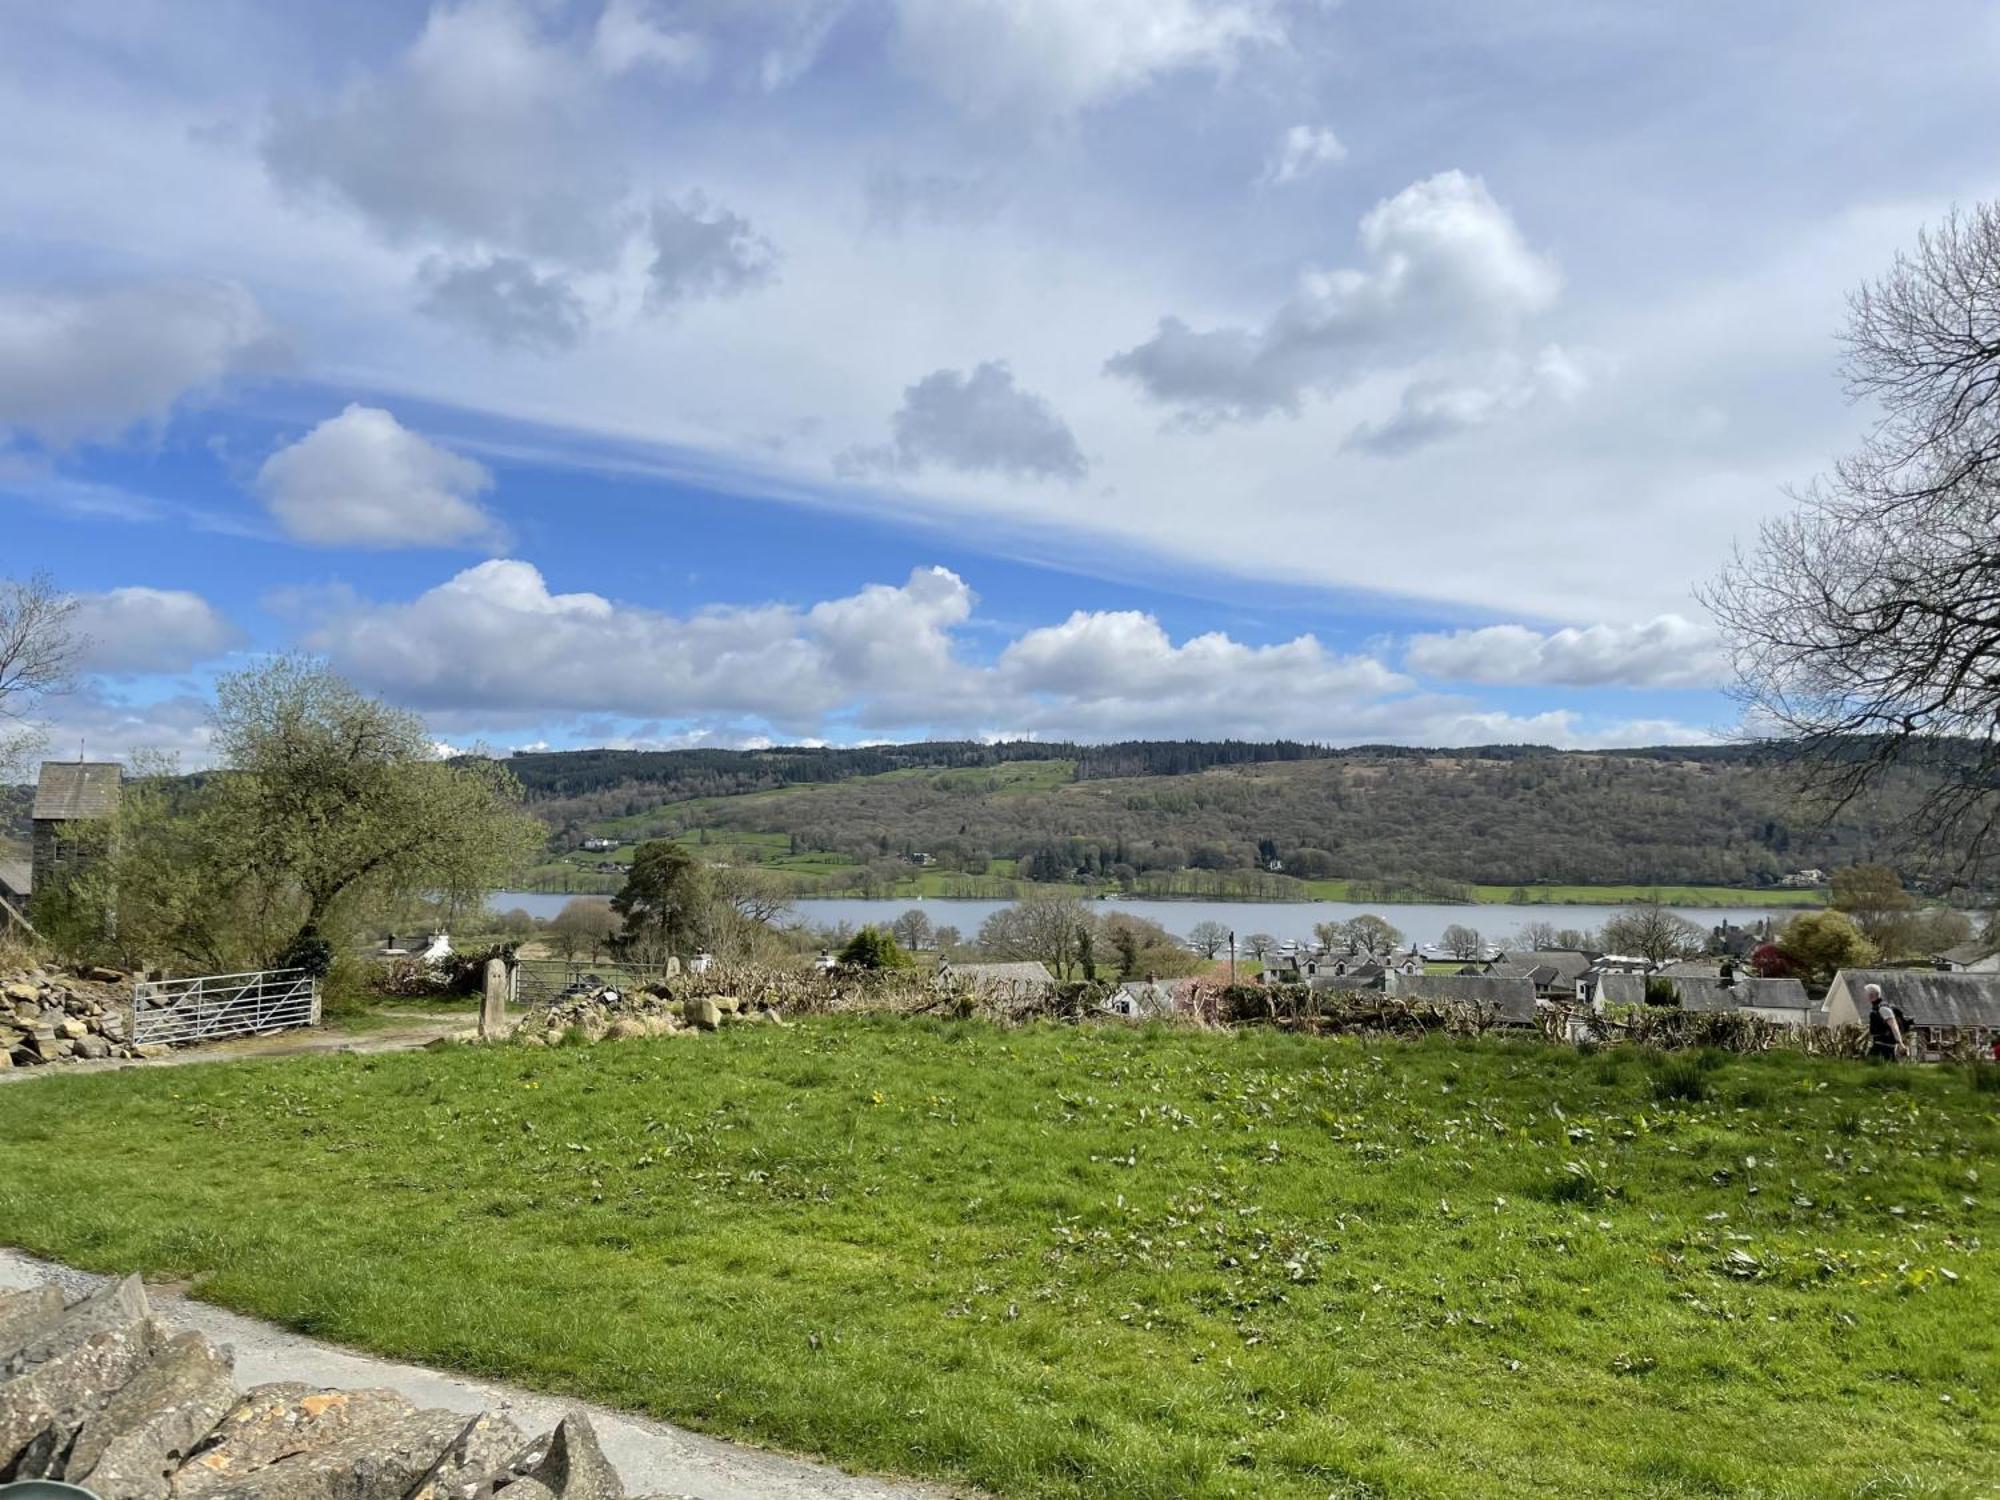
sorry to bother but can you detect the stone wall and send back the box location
[1,1276,641,1499]
[2,965,146,1068]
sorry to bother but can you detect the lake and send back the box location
[485,891,1792,950]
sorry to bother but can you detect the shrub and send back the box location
[1650,1057,1711,1103]
[838,926,913,970]
[1967,1065,2000,1094]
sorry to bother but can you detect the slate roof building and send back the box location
[29,761,121,915]
[1384,972,1538,1025]
[1823,969,2000,1057]
[938,960,1058,1002]
[1937,941,2000,974]
[1596,974,1815,1024]
[1488,949,1595,998]
[1106,979,1180,1018]
[0,857,30,932]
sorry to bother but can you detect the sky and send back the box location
[4,0,1998,767]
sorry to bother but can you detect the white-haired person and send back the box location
[1864,983,1907,1061]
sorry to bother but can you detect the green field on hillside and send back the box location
[0,1022,1990,1498]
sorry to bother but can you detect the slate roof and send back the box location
[1115,980,1180,1015]
[1310,962,1385,991]
[1835,969,2000,1029]
[1490,950,1594,985]
[31,762,122,822]
[1940,941,2000,967]
[0,858,30,897]
[1597,974,1812,1013]
[1385,972,1538,1024]
[1656,959,1725,979]
[940,961,1057,993]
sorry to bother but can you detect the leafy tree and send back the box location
[551,897,618,960]
[1643,977,1681,1008]
[977,893,1096,979]
[1440,923,1484,960]
[1776,909,1878,988]
[1099,911,1199,979]
[207,659,541,962]
[1346,914,1404,956]
[1904,905,1972,956]
[613,840,714,961]
[1748,942,1796,978]
[1829,863,1915,954]
[0,571,77,779]
[890,908,935,951]
[838,925,911,969]
[1599,902,1705,965]
[1186,920,1232,959]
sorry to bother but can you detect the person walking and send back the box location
[1865,983,1905,1061]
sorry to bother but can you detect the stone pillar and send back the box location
[480,957,509,1039]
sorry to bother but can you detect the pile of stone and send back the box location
[0,1275,666,1499]
[2,965,150,1069]
[518,984,783,1048]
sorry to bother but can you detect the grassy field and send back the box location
[1,1022,1992,1498]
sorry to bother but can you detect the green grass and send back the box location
[1,1023,1993,1498]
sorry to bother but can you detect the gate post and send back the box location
[480,957,510,1039]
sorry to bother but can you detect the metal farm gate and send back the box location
[131,967,319,1047]
[515,959,676,1009]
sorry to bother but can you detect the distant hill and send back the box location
[505,740,1940,897]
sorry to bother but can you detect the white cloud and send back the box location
[0,280,279,446]
[26,683,217,768]
[70,588,243,675]
[418,255,589,351]
[253,404,499,548]
[592,0,708,78]
[1263,124,1346,185]
[890,0,1278,117]
[1345,345,1589,455]
[838,362,1087,480]
[1405,614,1726,689]
[291,560,1715,748]
[1108,171,1561,423]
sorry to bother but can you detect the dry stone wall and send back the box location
[0,1277,682,1499]
[2,966,150,1068]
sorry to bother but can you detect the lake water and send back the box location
[485,891,1794,950]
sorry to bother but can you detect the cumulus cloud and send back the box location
[1263,123,1345,184]
[0,280,279,446]
[1107,170,1560,423]
[28,682,217,767]
[253,404,499,548]
[1404,614,1727,689]
[70,588,243,675]
[288,560,1714,747]
[890,0,1278,117]
[646,196,778,307]
[838,362,1087,481]
[418,255,589,351]
[1345,345,1588,456]
[301,560,975,734]
[592,0,708,77]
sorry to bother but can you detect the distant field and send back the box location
[0,1021,1989,1497]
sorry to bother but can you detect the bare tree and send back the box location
[0,573,79,777]
[1705,201,2000,877]
[1185,919,1231,959]
[1243,932,1277,960]
[1440,923,1483,960]
[890,907,934,952]
[1599,902,1705,966]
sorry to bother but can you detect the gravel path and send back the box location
[0,1249,966,1500]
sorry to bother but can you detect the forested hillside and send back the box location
[508,741,1942,893]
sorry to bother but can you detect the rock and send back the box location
[682,998,721,1032]
[496,1481,558,1500]
[603,1018,647,1042]
[0,1283,66,1363]
[57,1018,89,1040]
[0,1313,166,1475]
[406,1409,526,1500]
[190,1407,470,1500]
[134,1044,173,1060]
[709,995,741,1015]
[3,980,37,1004]
[84,966,126,984]
[173,1385,416,1495]
[76,1036,116,1060]
[506,1415,623,1500]
[65,1330,239,1500]
[4,1274,151,1376]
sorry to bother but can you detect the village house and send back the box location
[1935,941,2000,974]
[1485,949,1595,1000]
[1105,979,1180,1018]
[937,959,1056,1003]
[1384,972,1538,1026]
[579,836,620,853]
[0,856,31,932]
[29,761,122,918]
[1822,969,2000,1058]
[1595,973,1816,1025]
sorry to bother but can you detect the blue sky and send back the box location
[4,1,1997,764]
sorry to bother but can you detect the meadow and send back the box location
[0,1020,1991,1498]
